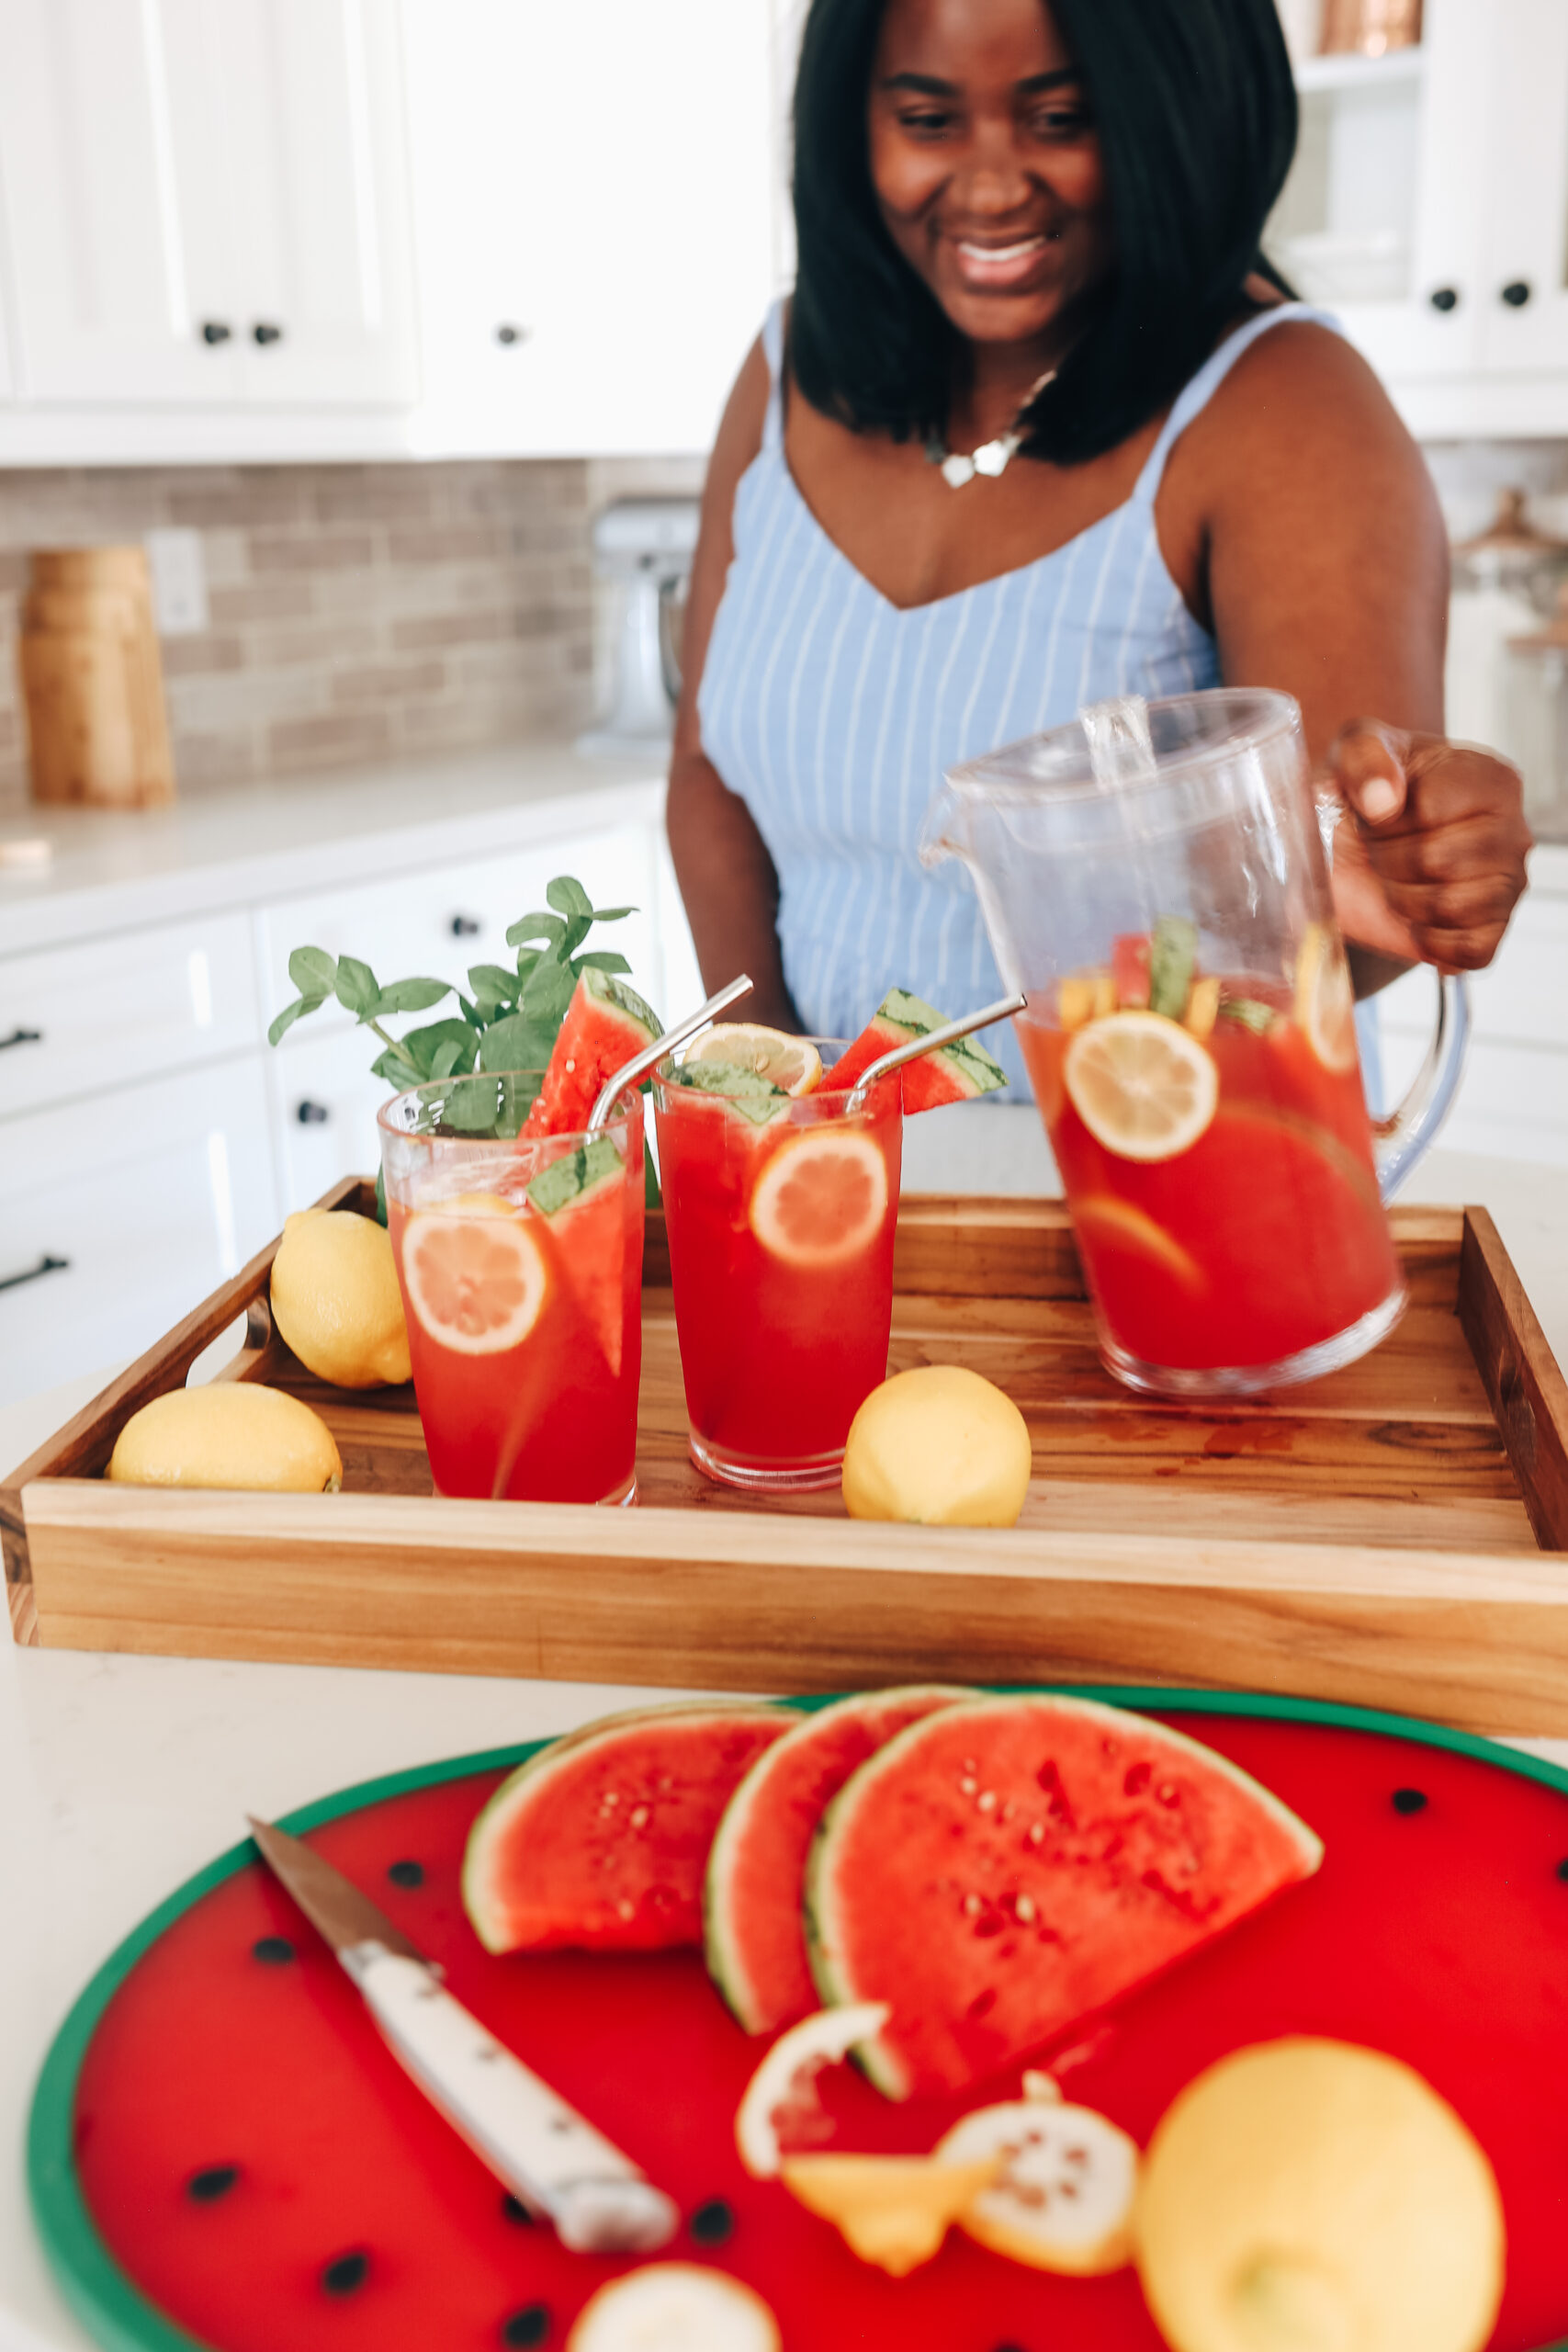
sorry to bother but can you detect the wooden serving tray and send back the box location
[6,1182,1568,1733]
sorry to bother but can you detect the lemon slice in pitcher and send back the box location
[1064,1012,1218,1162]
[682,1023,822,1096]
[400,1195,547,1353]
[1295,922,1359,1073]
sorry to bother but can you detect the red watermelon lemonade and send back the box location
[652,1049,901,1490]
[1017,920,1403,1390]
[379,1073,645,1504]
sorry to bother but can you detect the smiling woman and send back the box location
[666,0,1531,1121]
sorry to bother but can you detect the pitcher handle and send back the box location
[1371,970,1470,1202]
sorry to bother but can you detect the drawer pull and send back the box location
[449,913,482,937]
[0,1253,69,1295]
[0,1026,42,1051]
[295,1100,331,1125]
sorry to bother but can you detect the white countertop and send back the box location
[2,1148,1565,2352]
[0,741,665,957]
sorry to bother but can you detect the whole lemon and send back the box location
[269,1209,411,1387]
[1135,2038,1504,2352]
[841,1365,1031,1527]
[107,1385,343,1492]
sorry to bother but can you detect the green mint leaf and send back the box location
[479,1011,558,1072]
[370,977,449,1017]
[335,956,379,1016]
[506,910,566,952]
[369,1044,421,1088]
[402,1017,476,1077]
[429,1037,467,1080]
[458,994,484,1030]
[520,956,577,1022]
[1220,997,1279,1035]
[573,950,632,977]
[546,875,593,922]
[559,912,593,959]
[514,946,542,983]
[589,904,636,922]
[467,963,517,1009]
[267,993,325,1047]
[527,1135,622,1216]
[442,1075,501,1132]
[288,945,336,995]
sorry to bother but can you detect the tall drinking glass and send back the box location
[651,1048,902,1490]
[378,1071,644,1503]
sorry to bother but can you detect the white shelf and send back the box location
[1293,45,1426,96]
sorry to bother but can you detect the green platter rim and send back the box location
[27,1685,1568,2352]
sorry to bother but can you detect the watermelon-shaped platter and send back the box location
[28,1690,1568,2352]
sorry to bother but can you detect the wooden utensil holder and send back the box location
[18,547,175,808]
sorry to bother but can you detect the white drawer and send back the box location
[0,911,261,1119]
[256,821,664,1038]
[266,1023,397,1215]
[0,1056,280,1412]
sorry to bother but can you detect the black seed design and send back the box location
[186,2165,240,2202]
[1392,1788,1427,1815]
[252,1936,296,1964]
[500,2190,535,2225]
[321,2250,369,2296]
[500,2306,550,2347]
[689,2198,734,2244]
[387,1859,424,1888]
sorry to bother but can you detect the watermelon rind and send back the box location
[462,1700,795,1956]
[705,1685,972,2035]
[804,1693,1325,2100]
[525,967,663,1136]
[824,989,1008,1106]
[525,1133,624,1216]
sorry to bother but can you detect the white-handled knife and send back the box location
[246,1815,679,2255]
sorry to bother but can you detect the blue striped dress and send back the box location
[696,298,1341,1118]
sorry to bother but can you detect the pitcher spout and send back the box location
[916,778,970,874]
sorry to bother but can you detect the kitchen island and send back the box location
[1,1146,1564,2352]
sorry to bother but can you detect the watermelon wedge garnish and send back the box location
[524,968,662,1136]
[705,1687,969,2034]
[820,989,1007,1112]
[525,1134,636,1374]
[805,1693,1324,2099]
[463,1702,797,1954]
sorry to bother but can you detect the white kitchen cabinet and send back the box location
[0,0,415,412]
[0,1054,278,1408]
[402,0,777,456]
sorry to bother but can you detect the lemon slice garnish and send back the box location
[400,1202,547,1353]
[1295,923,1359,1073]
[749,1129,889,1266]
[1063,1012,1218,1162]
[682,1023,822,1096]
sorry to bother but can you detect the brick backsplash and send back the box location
[0,458,689,819]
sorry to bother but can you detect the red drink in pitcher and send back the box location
[380,1080,644,1504]
[652,1061,902,1490]
[1016,928,1402,1384]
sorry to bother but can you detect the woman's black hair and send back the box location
[789,0,1299,466]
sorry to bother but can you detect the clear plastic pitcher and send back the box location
[919,689,1469,1397]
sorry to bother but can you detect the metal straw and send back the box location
[587,974,755,1135]
[844,992,1027,1112]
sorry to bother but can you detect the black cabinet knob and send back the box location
[0,1026,42,1051]
[1501,279,1532,308]
[1428,287,1460,313]
[294,1100,330,1125]
[200,320,232,345]
[252,322,285,345]
[449,913,482,937]
[494,323,526,346]
[0,1253,69,1295]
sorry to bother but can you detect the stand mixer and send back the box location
[577,498,700,759]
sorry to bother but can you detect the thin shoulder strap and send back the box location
[1133,302,1341,504]
[760,296,788,456]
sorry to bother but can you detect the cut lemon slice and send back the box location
[682,1023,822,1097]
[1063,1012,1218,1162]
[1071,1193,1206,1292]
[750,1130,889,1266]
[400,1198,547,1353]
[1295,922,1359,1073]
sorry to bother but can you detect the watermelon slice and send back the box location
[463,1702,796,1954]
[524,968,662,1136]
[819,989,1007,1111]
[705,1687,970,2034]
[805,1693,1324,2099]
[526,1133,638,1374]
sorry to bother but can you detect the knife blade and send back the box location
[246,1815,679,2255]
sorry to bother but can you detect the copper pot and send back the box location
[1320,0,1421,56]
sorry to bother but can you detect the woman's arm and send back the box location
[666,336,804,1031]
[1164,322,1531,984]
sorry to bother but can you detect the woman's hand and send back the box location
[1324,720,1533,973]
